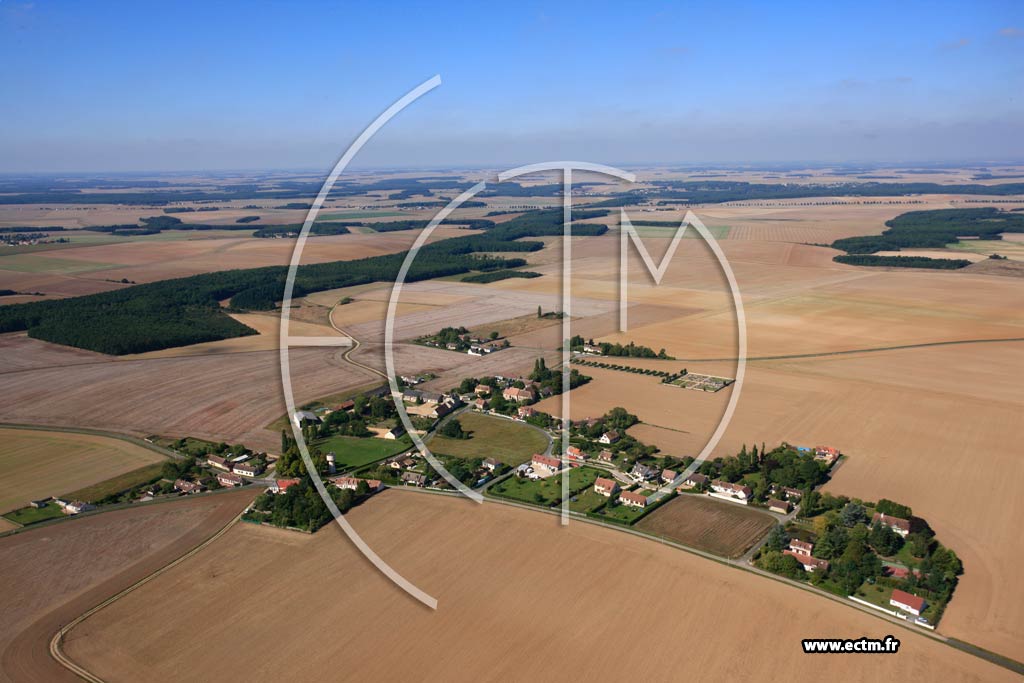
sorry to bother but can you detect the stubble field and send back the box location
[635,494,777,558]
[62,492,1015,682]
[0,428,165,515]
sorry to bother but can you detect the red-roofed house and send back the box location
[872,512,911,537]
[271,478,300,494]
[661,469,678,484]
[597,449,615,463]
[566,445,587,461]
[890,589,927,616]
[784,550,830,572]
[503,386,536,402]
[593,477,619,497]
[814,446,840,465]
[531,454,562,475]
[789,539,814,556]
[619,490,648,508]
[518,406,536,419]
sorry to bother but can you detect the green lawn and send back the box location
[315,434,412,470]
[490,466,601,506]
[567,486,610,513]
[428,413,549,466]
[4,502,65,526]
[598,496,651,524]
[63,463,165,503]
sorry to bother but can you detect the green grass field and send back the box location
[315,434,413,470]
[490,466,601,506]
[63,462,165,503]
[567,486,610,513]
[598,496,651,524]
[3,501,65,526]
[428,413,549,466]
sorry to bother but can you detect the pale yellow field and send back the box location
[0,428,165,514]
[63,493,1015,682]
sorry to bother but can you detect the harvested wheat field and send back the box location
[636,495,777,558]
[63,492,1014,682]
[0,334,381,453]
[0,489,255,682]
[0,428,165,514]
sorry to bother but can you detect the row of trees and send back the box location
[569,336,672,359]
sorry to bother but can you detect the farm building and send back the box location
[661,469,678,484]
[768,499,791,514]
[598,431,621,444]
[678,473,708,490]
[531,454,562,476]
[217,472,243,488]
[270,478,300,494]
[783,550,830,572]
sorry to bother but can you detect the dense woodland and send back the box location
[829,207,1024,269]
[0,209,610,354]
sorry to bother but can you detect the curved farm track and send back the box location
[0,489,255,683]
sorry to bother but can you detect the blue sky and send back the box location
[1,1,1022,171]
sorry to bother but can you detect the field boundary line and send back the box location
[49,506,248,682]
[0,422,180,459]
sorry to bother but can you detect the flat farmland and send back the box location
[0,334,382,454]
[635,494,776,558]
[62,492,1015,682]
[0,428,165,515]
[427,412,548,465]
[0,489,256,682]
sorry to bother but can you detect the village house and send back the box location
[401,471,427,487]
[270,478,300,494]
[174,479,204,494]
[597,449,615,463]
[566,445,587,461]
[630,463,659,482]
[217,472,243,487]
[59,500,95,515]
[389,455,416,470]
[788,539,814,556]
[403,389,443,404]
[593,477,620,497]
[474,398,489,411]
[474,384,491,396]
[232,462,261,477]
[782,486,803,499]
[517,406,536,419]
[813,445,840,465]
[531,453,562,476]
[661,469,678,484]
[768,498,791,514]
[710,479,753,501]
[332,477,384,492]
[337,399,355,412]
[502,386,536,403]
[598,430,621,445]
[483,458,502,472]
[784,550,830,572]
[872,512,911,537]
[582,343,602,354]
[206,454,230,471]
[890,589,927,616]
[383,425,406,440]
[677,472,709,490]
[619,490,648,508]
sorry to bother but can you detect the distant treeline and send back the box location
[235,216,261,224]
[833,255,973,269]
[251,222,357,238]
[163,207,220,213]
[0,208,609,354]
[0,226,66,233]
[392,200,487,208]
[461,269,541,284]
[828,208,1024,270]
[648,180,1024,205]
